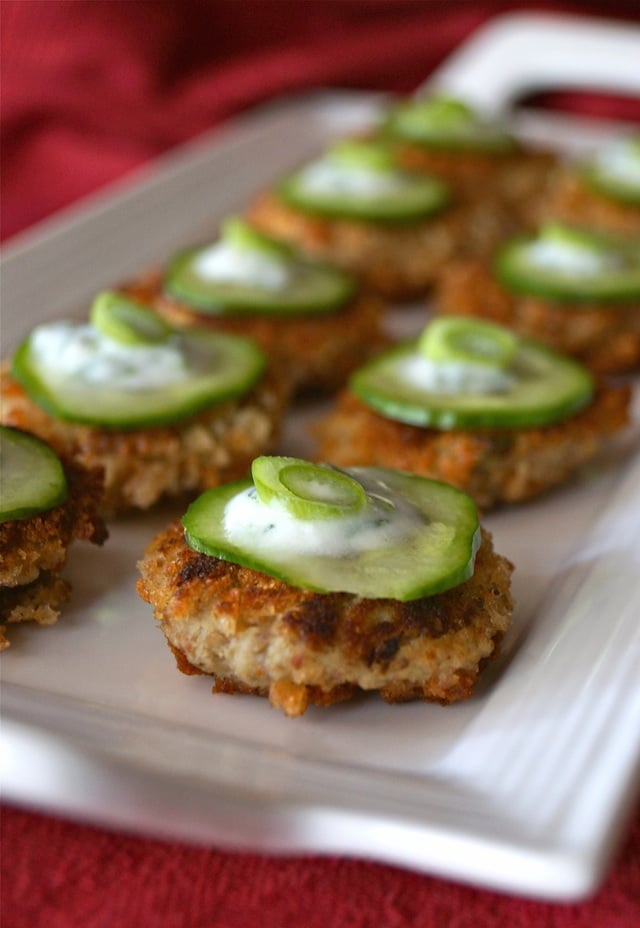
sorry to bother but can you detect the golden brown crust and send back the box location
[246,191,466,300]
[533,166,640,236]
[395,142,557,227]
[0,455,107,649]
[137,522,513,717]
[1,362,287,514]
[312,384,630,512]
[0,456,107,587]
[434,258,640,374]
[122,271,389,395]
[0,572,72,650]
[396,142,517,187]
[168,642,358,713]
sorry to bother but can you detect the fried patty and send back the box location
[394,142,558,231]
[532,165,640,236]
[0,456,107,649]
[122,271,389,395]
[137,522,513,717]
[434,258,640,375]
[1,362,287,515]
[312,384,630,512]
[246,191,466,301]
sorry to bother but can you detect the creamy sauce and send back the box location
[398,354,515,395]
[191,241,293,290]
[592,137,640,189]
[295,158,407,199]
[525,239,614,277]
[30,322,190,391]
[223,480,427,559]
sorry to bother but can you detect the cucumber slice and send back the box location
[383,94,515,153]
[277,141,450,223]
[350,331,594,430]
[90,291,173,345]
[495,224,640,303]
[0,425,67,522]
[252,456,367,520]
[12,323,266,430]
[182,464,481,601]
[582,135,640,206]
[164,245,355,315]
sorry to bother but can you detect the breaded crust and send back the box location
[434,258,640,374]
[395,142,557,229]
[137,522,513,718]
[1,362,287,514]
[0,457,107,649]
[246,192,466,301]
[0,573,72,651]
[122,271,389,395]
[532,166,640,236]
[312,385,630,511]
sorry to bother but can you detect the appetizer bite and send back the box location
[124,218,387,395]
[0,425,107,650]
[435,223,640,374]
[246,139,463,300]
[1,294,286,514]
[379,94,557,238]
[137,455,514,717]
[533,134,640,236]
[313,316,630,511]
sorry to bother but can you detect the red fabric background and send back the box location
[3,0,640,241]
[2,1,640,925]
[2,804,640,928]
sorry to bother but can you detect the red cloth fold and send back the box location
[4,0,639,241]
[0,0,482,239]
[2,1,640,925]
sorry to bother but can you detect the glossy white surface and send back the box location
[2,14,640,901]
[428,11,640,112]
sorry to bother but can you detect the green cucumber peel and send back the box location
[11,326,266,430]
[182,463,481,601]
[252,456,367,520]
[494,224,640,303]
[350,331,594,430]
[90,291,173,345]
[0,425,68,522]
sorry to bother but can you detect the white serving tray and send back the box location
[2,13,640,901]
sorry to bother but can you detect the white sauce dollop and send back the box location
[525,239,613,277]
[192,241,293,291]
[295,158,406,199]
[592,137,640,189]
[398,354,515,395]
[30,322,189,391]
[223,485,424,558]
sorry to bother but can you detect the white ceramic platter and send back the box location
[2,12,640,902]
